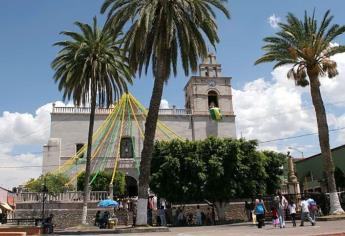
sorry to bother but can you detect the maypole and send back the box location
[49,92,185,198]
[109,93,127,198]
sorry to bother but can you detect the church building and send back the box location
[42,53,236,195]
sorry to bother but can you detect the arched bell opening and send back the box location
[208,90,219,108]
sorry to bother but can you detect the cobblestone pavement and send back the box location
[58,220,345,236]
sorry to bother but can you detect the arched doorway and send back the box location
[125,176,138,197]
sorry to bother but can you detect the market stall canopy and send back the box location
[97,199,119,208]
[0,202,13,211]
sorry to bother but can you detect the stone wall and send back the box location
[15,202,133,230]
[172,202,247,223]
[15,201,247,229]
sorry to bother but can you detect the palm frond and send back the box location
[101,0,229,78]
[255,10,345,86]
[52,17,133,107]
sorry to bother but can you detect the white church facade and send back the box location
[42,54,236,194]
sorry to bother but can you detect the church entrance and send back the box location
[125,176,138,197]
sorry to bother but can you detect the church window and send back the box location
[75,143,85,158]
[208,90,219,108]
[120,137,134,159]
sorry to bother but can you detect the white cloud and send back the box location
[268,14,281,29]
[328,113,345,143]
[160,99,170,109]
[0,101,72,189]
[0,152,42,189]
[320,53,345,106]
[233,66,316,143]
[234,52,345,153]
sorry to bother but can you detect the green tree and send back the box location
[101,0,230,225]
[263,151,286,195]
[150,137,278,222]
[25,173,73,194]
[51,17,133,224]
[77,171,126,196]
[151,140,204,203]
[255,10,345,214]
[334,167,345,190]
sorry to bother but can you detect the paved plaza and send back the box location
[58,220,345,236]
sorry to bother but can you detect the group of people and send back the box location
[148,203,217,227]
[172,205,216,226]
[42,214,54,234]
[95,210,112,229]
[253,192,318,229]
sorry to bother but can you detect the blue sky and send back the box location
[1,0,344,113]
[1,0,345,188]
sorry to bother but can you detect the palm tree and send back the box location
[101,0,230,225]
[256,10,345,214]
[52,17,133,224]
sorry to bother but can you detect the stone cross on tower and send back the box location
[199,53,222,78]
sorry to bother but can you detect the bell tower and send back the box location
[184,53,236,139]
[184,53,235,116]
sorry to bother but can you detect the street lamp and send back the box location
[288,146,304,158]
[41,177,48,220]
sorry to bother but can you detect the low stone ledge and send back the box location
[0,226,41,235]
[317,214,345,221]
[0,233,26,236]
[56,226,169,235]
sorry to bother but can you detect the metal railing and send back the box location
[52,106,191,115]
[16,191,109,203]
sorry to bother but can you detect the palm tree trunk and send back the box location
[136,69,165,226]
[81,92,97,224]
[309,76,344,214]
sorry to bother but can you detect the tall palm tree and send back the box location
[101,0,230,225]
[256,10,345,214]
[52,17,133,224]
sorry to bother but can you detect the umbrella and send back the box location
[97,199,119,208]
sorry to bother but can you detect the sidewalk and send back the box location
[55,226,169,235]
[53,220,345,236]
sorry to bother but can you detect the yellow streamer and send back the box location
[65,97,125,185]
[110,94,127,184]
[57,101,121,173]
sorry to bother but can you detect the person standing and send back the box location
[271,207,279,228]
[307,196,318,222]
[177,207,184,226]
[94,211,101,226]
[275,192,288,228]
[42,214,54,234]
[147,196,154,226]
[255,194,266,228]
[300,196,315,226]
[288,200,297,227]
[172,207,177,226]
[0,208,2,225]
[244,201,252,222]
[206,208,212,225]
[211,206,216,225]
[195,205,202,225]
[158,205,166,226]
